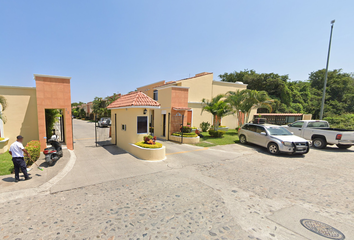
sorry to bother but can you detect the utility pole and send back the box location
[319,20,335,120]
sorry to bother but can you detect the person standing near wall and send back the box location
[8,135,31,182]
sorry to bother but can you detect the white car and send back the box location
[238,123,310,155]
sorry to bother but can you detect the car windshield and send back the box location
[266,126,292,136]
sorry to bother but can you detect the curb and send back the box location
[0,149,77,204]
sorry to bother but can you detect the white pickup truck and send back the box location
[284,120,354,149]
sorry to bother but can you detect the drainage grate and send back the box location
[300,219,345,240]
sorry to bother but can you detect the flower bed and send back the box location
[129,135,166,161]
[135,141,163,149]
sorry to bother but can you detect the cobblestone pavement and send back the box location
[1,120,353,239]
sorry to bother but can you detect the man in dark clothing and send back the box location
[9,135,31,182]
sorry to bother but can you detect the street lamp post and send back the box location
[319,20,335,120]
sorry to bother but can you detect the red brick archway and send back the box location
[34,74,73,151]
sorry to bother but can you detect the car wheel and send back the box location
[336,144,352,149]
[312,138,326,149]
[268,142,279,155]
[239,135,247,144]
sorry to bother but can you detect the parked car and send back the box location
[284,120,354,149]
[238,123,310,155]
[98,117,111,127]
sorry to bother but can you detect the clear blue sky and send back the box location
[1,0,353,103]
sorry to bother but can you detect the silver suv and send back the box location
[238,123,310,155]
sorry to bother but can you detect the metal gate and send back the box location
[95,117,116,147]
[169,112,185,143]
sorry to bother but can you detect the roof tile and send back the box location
[107,91,160,109]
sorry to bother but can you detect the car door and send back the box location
[246,125,258,143]
[287,121,304,137]
[255,126,268,147]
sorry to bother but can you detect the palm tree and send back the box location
[225,90,246,127]
[227,90,273,124]
[0,95,7,123]
[240,90,273,123]
[201,94,233,130]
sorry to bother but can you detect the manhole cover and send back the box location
[300,219,345,240]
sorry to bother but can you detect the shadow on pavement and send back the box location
[236,143,306,158]
[102,145,127,155]
[1,177,15,182]
[315,146,354,153]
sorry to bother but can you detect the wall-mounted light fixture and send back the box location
[143,109,147,115]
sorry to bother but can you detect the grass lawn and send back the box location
[0,151,13,176]
[193,129,239,147]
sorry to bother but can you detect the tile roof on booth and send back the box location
[107,91,160,109]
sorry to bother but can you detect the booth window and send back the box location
[137,116,148,134]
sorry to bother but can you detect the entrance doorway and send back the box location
[162,114,166,137]
[95,116,116,147]
[45,109,65,144]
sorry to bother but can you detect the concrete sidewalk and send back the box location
[0,149,76,203]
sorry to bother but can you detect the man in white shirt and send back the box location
[9,135,31,182]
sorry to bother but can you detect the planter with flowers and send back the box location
[131,135,166,161]
[169,129,200,144]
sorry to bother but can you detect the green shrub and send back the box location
[135,141,163,149]
[180,126,192,133]
[24,140,41,165]
[324,114,354,129]
[208,129,225,138]
[200,121,210,132]
[172,132,198,138]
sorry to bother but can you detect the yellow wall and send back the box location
[111,107,165,160]
[153,87,172,139]
[179,74,213,103]
[0,86,39,153]
[111,108,153,150]
[137,80,165,99]
[211,81,247,97]
[188,103,212,129]
[135,73,256,134]
[180,77,250,129]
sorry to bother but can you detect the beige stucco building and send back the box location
[0,74,74,153]
[137,72,257,140]
[0,86,39,153]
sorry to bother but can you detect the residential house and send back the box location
[137,72,257,140]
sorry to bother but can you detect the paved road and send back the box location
[0,119,353,239]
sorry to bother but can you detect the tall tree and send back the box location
[201,94,233,130]
[225,90,245,126]
[226,89,273,124]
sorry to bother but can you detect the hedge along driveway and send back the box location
[193,129,239,147]
[0,151,13,176]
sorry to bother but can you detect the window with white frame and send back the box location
[137,116,148,134]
